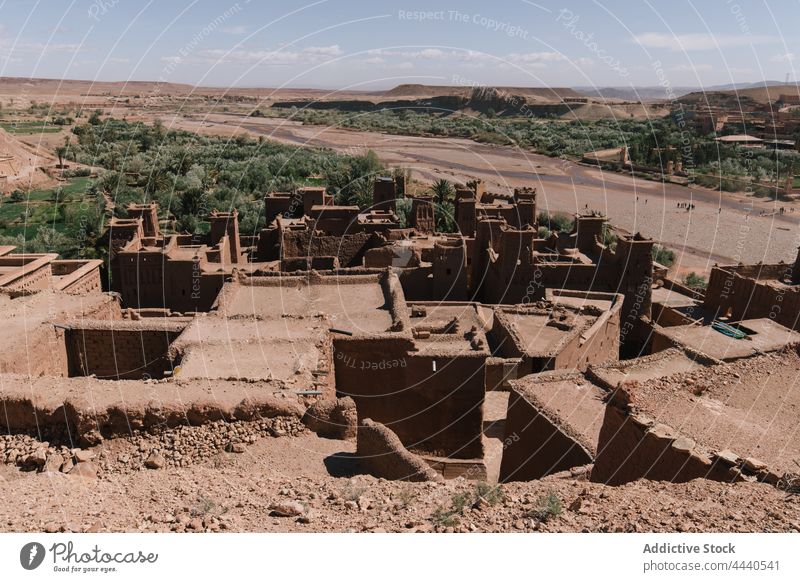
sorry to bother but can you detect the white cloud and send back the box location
[633,32,775,51]
[221,25,248,35]
[190,45,343,66]
[670,63,713,72]
[506,51,565,64]
[771,52,795,63]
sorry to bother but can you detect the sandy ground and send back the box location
[1,429,798,533]
[143,111,800,276]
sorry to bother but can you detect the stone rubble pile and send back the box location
[1,416,305,476]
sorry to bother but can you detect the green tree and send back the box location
[430,179,454,205]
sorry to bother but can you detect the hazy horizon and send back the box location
[0,0,797,91]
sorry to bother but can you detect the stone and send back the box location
[629,413,654,428]
[25,448,47,469]
[647,423,675,441]
[756,469,781,485]
[225,442,246,454]
[714,449,740,466]
[672,436,696,453]
[144,453,165,469]
[60,459,75,474]
[302,397,357,440]
[742,457,767,472]
[70,461,98,480]
[43,453,64,473]
[269,501,305,517]
[74,450,95,463]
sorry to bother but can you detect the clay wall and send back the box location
[255,226,281,261]
[281,230,374,268]
[264,193,300,222]
[115,252,226,312]
[704,266,800,331]
[334,337,485,459]
[484,357,521,390]
[397,266,433,301]
[499,386,593,482]
[592,402,732,485]
[432,240,468,301]
[64,322,184,380]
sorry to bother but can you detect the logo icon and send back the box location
[20,542,46,570]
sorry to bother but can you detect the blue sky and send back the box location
[0,0,797,89]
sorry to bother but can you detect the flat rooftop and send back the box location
[409,302,490,356]
[656,318,800,361]
[651,286,698,309]
[173,317,327,383]
[590,348,710,389]
[495,306,596,358]
[219,276,397,335]
[624,347,800,475]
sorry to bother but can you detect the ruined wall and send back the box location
[397,265,433,301]
[0,293,120,378]
[116,251,226,312]
[64,322,184,380]
[334,337,485,459]
[490,305,620,373]
[591,395,732,486]
[484,357,521,390]
[704,266,800,331]
[499,386,594,482]
[356,419,442,482]
[281,230,374,268]
[549,310,620,371]
[255,227,281,261]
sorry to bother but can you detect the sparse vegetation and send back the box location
[538,211,574,233]
[527,491,563,523]
[683,272,708,291]
[430,483,505,528]
[652,244,675,267]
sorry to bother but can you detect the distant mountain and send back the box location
[574,86,697,101]
[576,82,800,103]
[679,82,800,105]
[703,81,796,91]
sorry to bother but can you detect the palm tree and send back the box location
[430,178,454,205]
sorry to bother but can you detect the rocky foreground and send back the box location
[1,427,798,533]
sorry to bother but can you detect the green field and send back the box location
[0,121,62,135]
[0,176,97,241]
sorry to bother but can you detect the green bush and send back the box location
[652,244,675,267]
[683,272,707,290]
[538,211,574,232]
